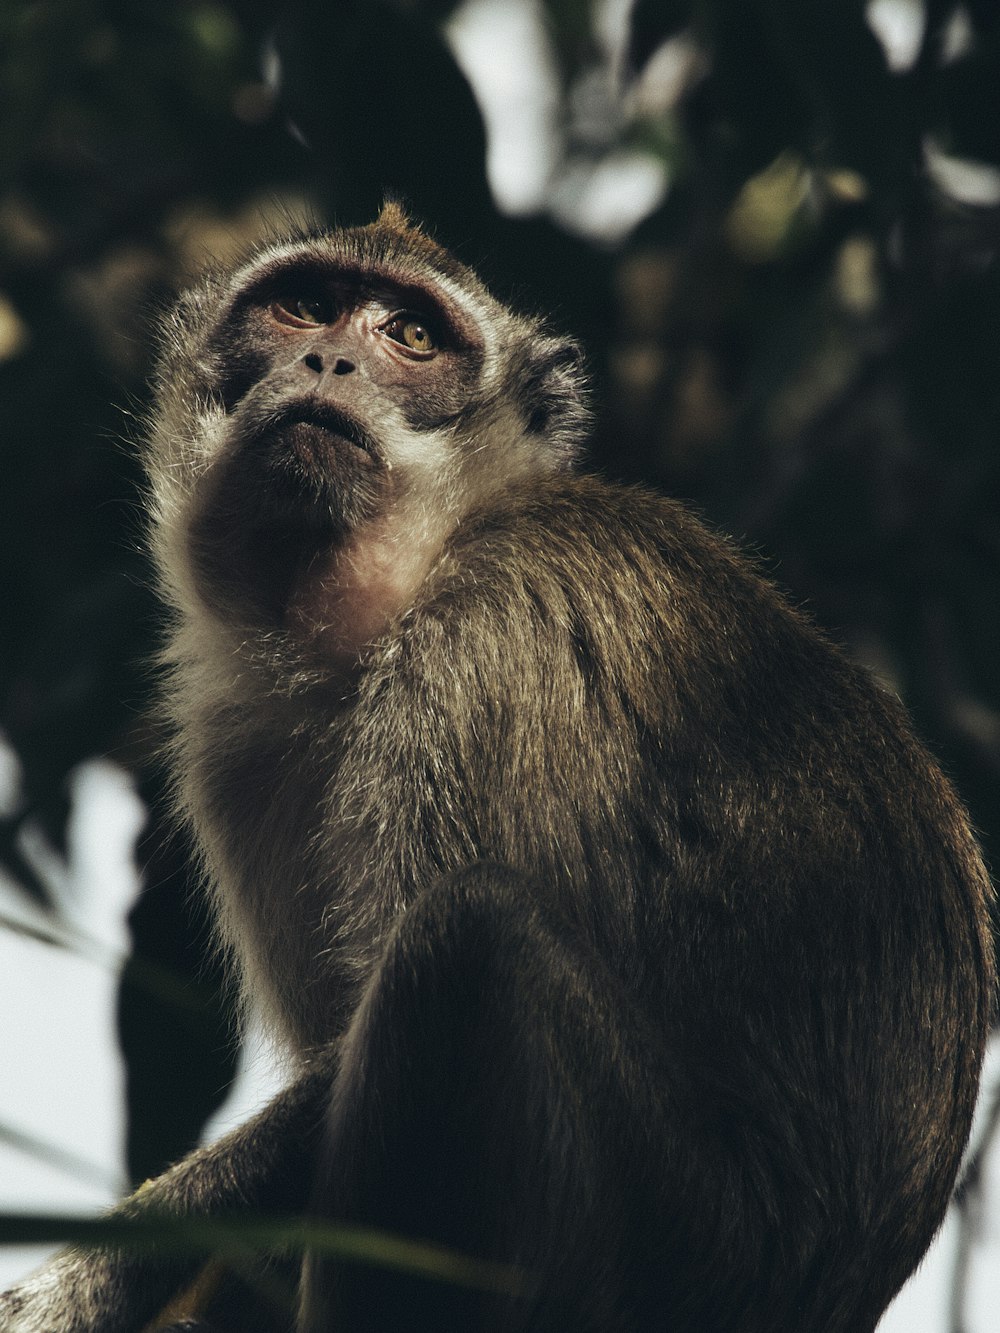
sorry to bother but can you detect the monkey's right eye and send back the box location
[272,294,333,327]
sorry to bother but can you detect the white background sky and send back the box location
[3,1,999,1326]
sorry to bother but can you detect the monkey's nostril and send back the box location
[332,358,355,375]
[303,352,323,373]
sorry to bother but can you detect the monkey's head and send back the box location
[146,204,589,669]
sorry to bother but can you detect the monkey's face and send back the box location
[183,261,487,637]
[147,209,589,666]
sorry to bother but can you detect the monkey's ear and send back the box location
[524,336,591,458]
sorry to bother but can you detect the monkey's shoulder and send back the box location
[386,470,890,773]
[447,472,767,593]
[433,471,824,665]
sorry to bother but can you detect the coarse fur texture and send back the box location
[2,204,994,1332]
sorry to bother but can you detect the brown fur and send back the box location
[1,208,993,1332]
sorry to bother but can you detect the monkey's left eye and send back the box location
[383,315,439,355]
[273,294,333,326]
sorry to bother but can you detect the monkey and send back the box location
[1,202,994,1332]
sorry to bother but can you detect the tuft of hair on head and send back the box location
[375,198,419,235]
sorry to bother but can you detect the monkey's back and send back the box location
[332,470,993,1327]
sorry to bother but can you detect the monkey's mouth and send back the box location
[261,403,378,471]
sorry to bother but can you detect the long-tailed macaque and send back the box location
[2,204,994,1332]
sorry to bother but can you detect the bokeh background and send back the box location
[2,1,999,1326]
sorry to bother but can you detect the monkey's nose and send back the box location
[302,351,355,376]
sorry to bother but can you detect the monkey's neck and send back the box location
[283,499,451,670]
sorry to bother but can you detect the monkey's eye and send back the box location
[272,293,333,326]
[383,315,438,355]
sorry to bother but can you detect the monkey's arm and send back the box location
[0,1059,332,1333]
[300,864,686,1332]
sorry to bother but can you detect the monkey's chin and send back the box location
[272,420,376,482]
[238,414,382,531]
[188,422,385,626]
[246,409,382,528]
